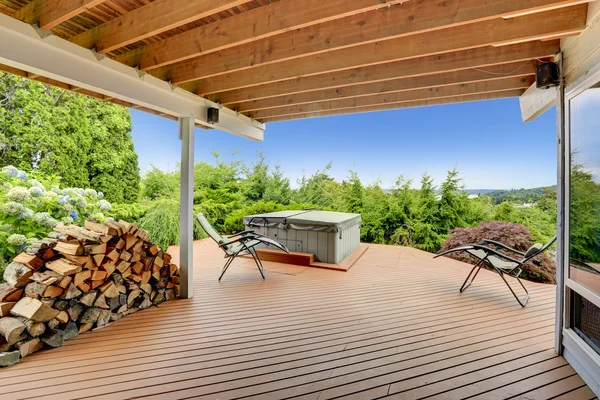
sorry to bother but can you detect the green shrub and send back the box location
[138,199,206,252]
[109,202,152,223]
[439,220,555,284]
[0,165,112,276]
[221,201,319,234]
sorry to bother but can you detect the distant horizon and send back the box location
[130,97,558,191]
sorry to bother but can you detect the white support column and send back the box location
[555,54,566,355]
[179,116,195,299]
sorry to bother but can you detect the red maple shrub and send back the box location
[439,221,556,284]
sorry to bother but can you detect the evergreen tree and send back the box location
[0,73,140,202]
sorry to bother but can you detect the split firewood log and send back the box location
[21,319,46,338]
[55,311,69,324]
[42,286,63,299]
[61,283,82,300]
[17,338,43,357]
[41,329,64,348]
[3,262,33,288]
[24,282,46,299]
[13,253,43,270]
[53,242,83,256]
[0,318,26,345]
[10,298,60,322]
[46,259,81,276]
[79,291,97,307]
[0,302,16,317]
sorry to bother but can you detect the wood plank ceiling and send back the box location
[0,0,593,123]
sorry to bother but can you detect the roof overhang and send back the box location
[0,0,595,125]
[0,13,265,141]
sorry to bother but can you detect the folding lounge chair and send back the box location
[195,213,289,280]
[434,235,557,307]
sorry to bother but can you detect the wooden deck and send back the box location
[0,240,596,400]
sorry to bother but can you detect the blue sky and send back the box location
[130,98,557,190]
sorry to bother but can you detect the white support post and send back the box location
[179,116,195,299]
[555,54,565,355]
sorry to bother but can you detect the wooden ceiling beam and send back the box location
[260,90,526,123]
[12,0,109,30]
[210,41,559,105]
[188,5,586,95]
[234,61,538,113]
[69,0,249,53]
[249,76,533,120]
[163,2,587,86]
[114,0,408,70]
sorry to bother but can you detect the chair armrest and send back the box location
[478,239,525,256]
[227,230,259,237]
[218,236,251,247]
[434,245,476,258]
[435,244,522,264]
[470,244,523,264]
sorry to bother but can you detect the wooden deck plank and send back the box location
[551,385,599,400]
[0,240,593,400]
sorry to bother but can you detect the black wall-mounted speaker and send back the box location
[207,107,219,124]
[536,62,560,89]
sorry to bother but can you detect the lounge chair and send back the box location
[195,213,289,280]
[434,235,557,306]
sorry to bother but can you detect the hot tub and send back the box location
[243,210,361,264]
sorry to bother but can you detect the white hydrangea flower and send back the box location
[75,197,87,209]
[27,179,44,189]
[33,212,57,228]
[98,199,111,211]
[1,165,18,177]
[63,203,74,213]
[2,182,12,191]
[28,186,44,198]
[7,233,27,247]
[98,192,104,199]
[18,207,34,220]
[1,201,25,216]
[6,186,30,202]
[92,212,105,221]
[84,188,98,199]
[61,216,74,224]
[44,191,57,200]
[16,170,28,180]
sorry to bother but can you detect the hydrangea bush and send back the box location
[0,165,111,263]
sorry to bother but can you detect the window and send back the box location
[569,82,600,355]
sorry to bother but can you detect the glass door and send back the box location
[566,80,600,358]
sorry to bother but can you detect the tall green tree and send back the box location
[0,73,140,202]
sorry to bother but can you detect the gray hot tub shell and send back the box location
[243,210,361,264]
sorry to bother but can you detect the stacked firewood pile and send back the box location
[0,220,179,367]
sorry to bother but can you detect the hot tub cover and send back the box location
[244,210,361,233]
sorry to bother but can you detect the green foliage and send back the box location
[133,151,557,278]
[484,186,555,204]
[221,201,318,234]
[570,164,600,262]
[108,202,152,222]
[0,165,112,278]
[0,72,140,203]
[142,166,179,200]
[440,221,556,283]
[138,198,206,252]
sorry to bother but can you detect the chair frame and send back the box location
[435,236,556,307]
[196,214,289,280]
